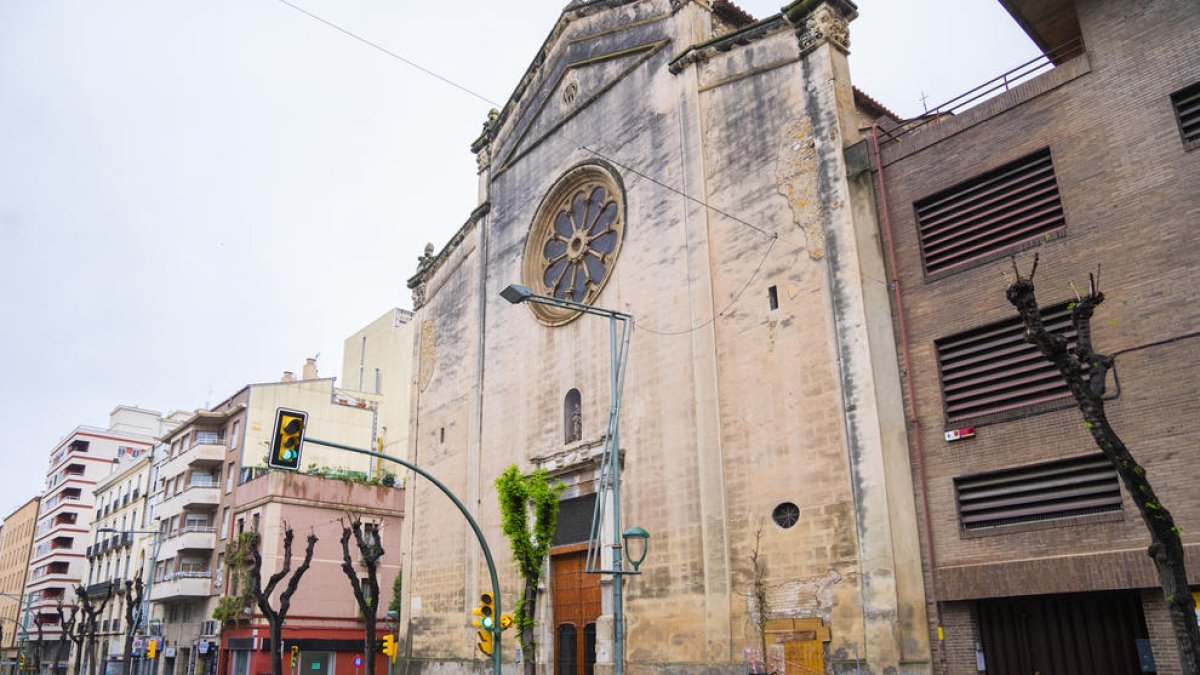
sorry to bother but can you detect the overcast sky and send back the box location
[0,0,1036,517]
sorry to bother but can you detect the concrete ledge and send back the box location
[936,542,1200,601]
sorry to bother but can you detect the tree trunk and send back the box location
[268,618,283,675]
[520,580,537,675]
[1006,261,1200,674]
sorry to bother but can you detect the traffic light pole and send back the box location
[299,438,503,675]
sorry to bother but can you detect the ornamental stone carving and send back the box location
[788,0,857,56]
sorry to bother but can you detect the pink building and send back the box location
[219,471,403,675]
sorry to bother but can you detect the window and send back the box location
[374,368,381,394]
[363,523,380,548]
[915,148,1065,276]
[226,462,235,493]
[564,389,582,444]
[772,502,800,529]
[220,508,230,539]
[521,165,625,325]
[1171,81,1200,149]
[935,302,1076,424]
[955,454,1120,531]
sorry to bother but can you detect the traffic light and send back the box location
[146,639,157,659]
[381,634,397,663]
[472,593,495,656]
[268,408,308,471]
[499,614,513,631]
[290,645,299,668]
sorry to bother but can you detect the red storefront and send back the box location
[220,624,389,675]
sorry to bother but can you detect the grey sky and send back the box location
[0,0,1035,517]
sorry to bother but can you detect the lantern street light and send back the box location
[500,283,649,675]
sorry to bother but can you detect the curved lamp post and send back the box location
[500,283,649,675]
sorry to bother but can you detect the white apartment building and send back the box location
[26,406,179,667]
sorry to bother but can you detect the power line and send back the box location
[271,0,802,249]
[271,0,848,335]
[635,235,778,336]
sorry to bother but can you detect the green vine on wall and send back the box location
[213,532,256,625]
[496,465,565,673]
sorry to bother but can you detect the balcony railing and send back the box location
[879,37,1086,143]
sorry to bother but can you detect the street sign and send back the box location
[353,656,363,668]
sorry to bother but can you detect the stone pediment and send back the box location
[491,8,672,176]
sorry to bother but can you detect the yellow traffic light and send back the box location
[290,645,299,668]
[382,634,397,663]
[146,639,157,659]
[269,408,308,471]
[499,614,513,630]
[472,593,495,656]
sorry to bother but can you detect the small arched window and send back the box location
[564,389,582,444]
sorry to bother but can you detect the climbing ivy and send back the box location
[213,532,255,625]
[496,465,565,674]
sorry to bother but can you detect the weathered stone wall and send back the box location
[401,1,930,673]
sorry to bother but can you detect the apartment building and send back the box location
[149,353,410,675]
[220,471,403,675]
[868,0,1200,672]
[82,453,159,675]
[26,406,178,667]
[0,498,41,670]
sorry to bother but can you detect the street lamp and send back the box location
[500,283,649,675]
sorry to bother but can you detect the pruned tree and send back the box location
[1006,255,1199,674]
[74,583,113,675]
[119,578,144,675]
[65,592,86,675]
[32,614,45,675]
[54,600,79,675]
[496,465,565,675]
[246,527,319,675]
[338,517,384,675]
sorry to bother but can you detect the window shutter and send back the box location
[956,454,1121,530]
[916,148,1066,275]
[1171,81,1200,149]
[936,303,1076,423]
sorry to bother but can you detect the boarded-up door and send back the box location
[766,618,828,675]
[553,548,601,675]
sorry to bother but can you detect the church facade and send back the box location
[400,1,930,674]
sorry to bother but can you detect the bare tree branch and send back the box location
[1006,259,1199,674]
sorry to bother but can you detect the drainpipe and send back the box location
[869,125,944,671]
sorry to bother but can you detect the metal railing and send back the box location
[879,37,1085,144]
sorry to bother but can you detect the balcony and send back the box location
[156,482,221,520]
[149,570,212,601]
[161,438,226,480]
[159,526,217,559]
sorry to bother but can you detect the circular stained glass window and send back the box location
[772,502,800,529]
[522,164,625,326]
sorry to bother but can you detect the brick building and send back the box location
[866,0,1200,672]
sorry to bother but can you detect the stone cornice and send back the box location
[406,202,491,309]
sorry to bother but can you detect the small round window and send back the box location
[521,164,625,326]
[772,502,800,529]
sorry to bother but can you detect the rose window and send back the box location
[522,165,625,325]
